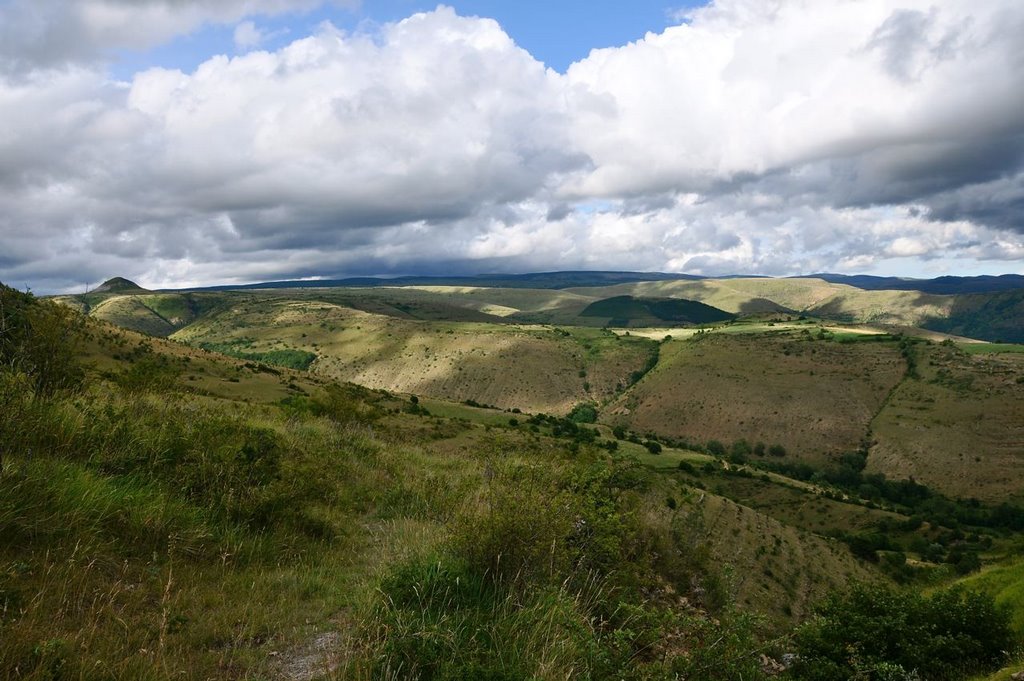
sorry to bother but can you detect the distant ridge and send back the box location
[802,273,1024,295]
[169,271,706,292]
[93,277,148,294]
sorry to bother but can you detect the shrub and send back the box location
[706,440,726,457]
[0,285,83,395]
[567,403,598,423]
[793,583,1012,680]
[116,356,182,394]
[729,439,751,464]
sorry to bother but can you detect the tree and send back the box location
[729,439,751,464]
[0,284,83,396]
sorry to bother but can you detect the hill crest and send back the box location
[93,277,148,293]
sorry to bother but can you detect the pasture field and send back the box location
[868,342,1024,502]
[958,342,1024,355]
[604,330,907,464]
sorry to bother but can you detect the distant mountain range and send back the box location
[173,271,705,292]
[800,273,1024,295]
[167,271,1024,294]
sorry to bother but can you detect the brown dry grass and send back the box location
[869,344,1024,503]
[606,332,906,462]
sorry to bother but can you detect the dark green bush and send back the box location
[0,285,83,395]
[793,583,1013,680]
[567,402,598,423]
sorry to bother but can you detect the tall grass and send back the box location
[0,351,449,678]
[339,453,770,680]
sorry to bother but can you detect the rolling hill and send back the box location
[579,295,735,326]
[9,277,1024,679]
[60,271,1024,342]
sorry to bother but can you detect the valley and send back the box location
[2,272,1022,679]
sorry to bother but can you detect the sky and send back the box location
[1,1,1023,292]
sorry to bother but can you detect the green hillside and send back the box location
[178,308,657,415]
[58,274,1024,343]
[18,277,1024,679]
[566,276,1024,342]
[580,295,735,326]
[923,289,1024,343]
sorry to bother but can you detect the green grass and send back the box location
[138,294,194,324]
[416,397,518,426]
[197,341,318,370]
[629,443,712,469]
[15,280,1024,678]
[0,374,487,678]
[957,342,1024,355]
[957,558,1024,635]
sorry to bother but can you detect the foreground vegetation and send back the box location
[3,282,1022,679]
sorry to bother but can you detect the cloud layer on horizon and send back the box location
[1,0,1023,292]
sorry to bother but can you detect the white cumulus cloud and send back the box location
[0,0,1022,292]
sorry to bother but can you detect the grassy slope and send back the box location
[926,289,1024,343]
[868,342,1024,503]
[55,291,228,338]
[605,332,906,463]
[0,319,881,679]
[89,295,179,336]
[378,419,881,634]
[10,290,1024,677]
[568,278,965,328]
[701,472,905,537]
[694,493,876,627]
[957,557,1024,636]
[401,285,599,319]
[172,295,657,415]
[569,277,845,315]
[959,554,1024,681]
[1,321,458,678]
